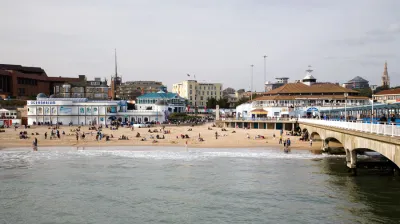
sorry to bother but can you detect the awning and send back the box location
[251,109,268,115]
[108,116,117,120]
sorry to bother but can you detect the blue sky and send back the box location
[1,0,399,91]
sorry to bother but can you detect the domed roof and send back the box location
[37,93,47,98]
[348,76,368,83]
[303,74,316,80]
[155,100,168,106]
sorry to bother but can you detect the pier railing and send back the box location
[221,117,296,121]
[299,118,400,137]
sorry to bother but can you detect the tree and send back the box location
[206,97,217,109]
[375,85,389,94]
[356,88,372,98]
[216,98,229,108]
[234,97,250,107]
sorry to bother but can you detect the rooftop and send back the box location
[255,94,369,101]
[375,88,400,95]
[264,83,358,95]
[0,64,45,74]
[137,91,182,99]
[348,76,368,83]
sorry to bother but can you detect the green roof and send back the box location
[137,91,180,99]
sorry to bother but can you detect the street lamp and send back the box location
[250,64,254,101]
[263,56,267,91]
[344,93,349,121]
[370,85,377,124]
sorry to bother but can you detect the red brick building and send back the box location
[0,64,83,99]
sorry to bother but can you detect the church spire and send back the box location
[382,61,390,88]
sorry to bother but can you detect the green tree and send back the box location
[234,97,250,107]
[356,88,372,98]
[206,97,217,109]
[217,98,229,108]
[375,85,389,93]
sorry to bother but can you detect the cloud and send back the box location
[334,23,400,47]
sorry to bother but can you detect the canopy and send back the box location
[251,109,268,115]
[0,108,9,113]
[108,116,117,120]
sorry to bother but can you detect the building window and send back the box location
[18,88,25,96]
[200,96,203,100]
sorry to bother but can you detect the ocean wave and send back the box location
[0,147,343,163]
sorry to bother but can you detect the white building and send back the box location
[27,93,173,125]
[172,80,222,107]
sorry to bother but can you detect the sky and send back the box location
[1,0,400,91]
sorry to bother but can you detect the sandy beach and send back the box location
[0,123,322,150]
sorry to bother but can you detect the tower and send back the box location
[302,65,317,86]
[110,49,122,100]
[382,61,390,88]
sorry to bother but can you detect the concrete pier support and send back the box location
[346,149,357,176]
[321,139,329,152]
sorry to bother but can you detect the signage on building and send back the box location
[28,101,56,105]
[307,107,319,112]
[59,106,72,115]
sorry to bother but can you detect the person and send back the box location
[391,114,396,124]
[310,139,313,147]
[273,133,276,140]
[44,132,47,139]
[33,137,38,151]
[279,136,282,144]
[283,139,287,148]
[76,132,79,141]
[215,131,218,140]
[287,138,291,147]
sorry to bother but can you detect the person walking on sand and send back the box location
[273,133,276,140]
[279,136,282,144]
[76,132,79,141]
[44,132,47,139]
[215,131,218,139]
[310,139,313,147]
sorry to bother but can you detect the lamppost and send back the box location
[250,64,254,101]
[370,85,377,124]
[344,93,349,121]
[263,55,267,91]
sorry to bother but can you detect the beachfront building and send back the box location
[0,108,20,126]
[172,80,222,107]
[342,76,370,89]
[116,81,164,100]
[0,64,84,100]
[136,87,187,113]
[264,77,289,92]
[52,77,110,100]
[373,88,400,104]
[236,82,370,120]
[27,92,177,125]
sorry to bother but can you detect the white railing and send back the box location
[299,118,400,137]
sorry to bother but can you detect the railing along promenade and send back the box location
[299,118,400,137]
[221,117,295,122]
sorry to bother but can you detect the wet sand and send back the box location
[0,124,322,150]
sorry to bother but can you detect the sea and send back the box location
[1,146,400,224]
